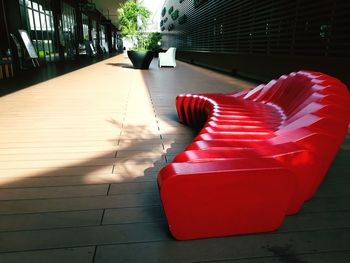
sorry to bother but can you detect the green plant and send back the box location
[117,0,151,50]
[146,32,161,51]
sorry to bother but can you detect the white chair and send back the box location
[158,47,176,67]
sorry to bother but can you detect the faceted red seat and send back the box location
[158,71,350,240]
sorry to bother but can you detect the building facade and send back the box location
[0,0,122,70]
[160,0,350,86]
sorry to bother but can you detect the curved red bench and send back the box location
[158,71,350,240]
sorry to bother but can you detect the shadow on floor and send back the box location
[0,54,119,97]
[106,63,134,69]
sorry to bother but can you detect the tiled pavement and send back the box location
[0,55,349,262]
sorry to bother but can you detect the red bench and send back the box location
[158,71,350,240]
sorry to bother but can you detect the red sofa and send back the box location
[158,71,350,240]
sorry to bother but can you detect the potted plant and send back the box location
[118,0,161,69]
[147,32,162,57]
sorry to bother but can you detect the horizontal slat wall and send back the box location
[160,0,350,86]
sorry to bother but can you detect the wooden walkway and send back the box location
[0,55,349,263]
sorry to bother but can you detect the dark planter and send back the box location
[127,50,154,69]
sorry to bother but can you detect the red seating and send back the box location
[157,71,350,240]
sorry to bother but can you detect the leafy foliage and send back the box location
[117,0,151,50]
[146,32,162,51]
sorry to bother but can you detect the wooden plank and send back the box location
[113,162,164,177]
[0,193,161,215]
[301,196,350,213]
[0,184,109,200]
[0,133,122,142]
[120,130,160,138]
[0,112,124,119]
[208,250,350,262]
[94,228,350,262]
[0,151,117,162]
[0,129,122,137]
[116,143,163,151]
[108,182,158,195]
[163,143,190,154]
[0,223,170,253]
[0,158,116,170]
[0,204,350,256]
[158,126,195,135]
[161,134,196,143]
[0,122,123,130]
[315,182,350,197]
[117,139,163,147]
[0,141,118,149]
[0,166,113,178]
[103,206,165,225]
[0,172,157,189]
[0,210,102,231]
[0,146,118,155]
[116,149,165,159]
[0,246,95,263]
[116,151,166,163]
[280,210,350,231]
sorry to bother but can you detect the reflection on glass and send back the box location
[82,13,89,41]
[62,2,77,58]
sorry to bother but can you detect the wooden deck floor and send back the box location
[0,55,349,263]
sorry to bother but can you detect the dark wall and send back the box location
[3,0,21,35]
[178,51,350,86]
[0,0,9,54]
[161,0,350,87]
[1,0,22,55]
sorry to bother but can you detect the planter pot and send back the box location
[127,50,154,69]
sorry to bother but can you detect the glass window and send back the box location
[28,10,35,30]
[25,0,31,8]
[61,2,77,58]
[18,0,58,62]
[32,2,38,10]
[91,20,97,48]
[82,13,89,41]
[33,11,40,29]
